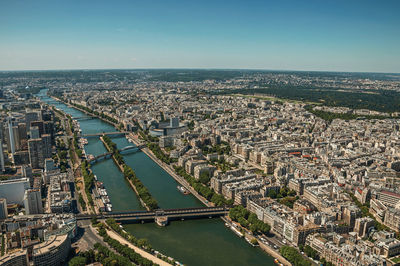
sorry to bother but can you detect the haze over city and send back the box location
[1,0,400,72]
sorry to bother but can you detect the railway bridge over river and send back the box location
[87,144,147,164]
[76,206,230,226]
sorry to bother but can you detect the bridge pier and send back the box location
[155,216,168,226]
[155,210,168,226]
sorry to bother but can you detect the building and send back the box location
[384,208,400,231]
[0,198,8,219]
[0,249,29,266]
[0,139,5,172]
[374,238,400,258]
[32,234,71,266]
[41,134,52,159]
[292,224,324,246]
[0,178,30,205]
[25,111,39,131]
[343,206,361,229]
[30,126,40,139]
[194,164,215,180]
[44,158,56,172]
[378,190,400,208]
[7,117,15,162]
[159,136,174,148]
[293,199,316,214]
[24,189,43,215]
[170,117,179,128]
[13,151,30,165]
[30,121,44,137]
[28,138,44,169]
[354,217,375,237]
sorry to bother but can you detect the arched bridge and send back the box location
[76,206,230,224]
[87,144,147,163]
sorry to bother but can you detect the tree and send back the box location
[199,172,211,184]
[267,189,277,199]
[238,217,249,227]
[68,256,87,266]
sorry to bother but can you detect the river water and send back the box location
[38,90,275,266]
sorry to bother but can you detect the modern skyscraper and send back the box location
[28,138,44,169]
[170,117,180,128]
[25,111,39,131]
[0,139,5,173]
[44,121,55,144]
[41,109,53,121]
[17,123,28,150]
[41,134,52,159]
[24,189,43,215]
[21,165,33,187]
[30,126,40,139]
[30,121,44,137]
[7,117,15,162]
[0,198,7,219]
[12,125,20,151]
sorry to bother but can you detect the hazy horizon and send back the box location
[1,67,400,75]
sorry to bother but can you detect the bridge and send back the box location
[82,131,128,137]
[76,206,229,225]
[74,116,95,121]
[87,145,146,163]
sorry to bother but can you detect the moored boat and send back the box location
[177,185,190,195]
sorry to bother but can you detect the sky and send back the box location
[0,0,399,73]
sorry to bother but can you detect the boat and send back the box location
[230,226,244,238]
[245,237,258,247]
[177,185,190,195]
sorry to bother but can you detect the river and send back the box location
[38,89,275,266]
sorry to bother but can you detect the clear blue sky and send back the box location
[1,0,399,72]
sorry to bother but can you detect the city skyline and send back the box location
[1,0,400,73]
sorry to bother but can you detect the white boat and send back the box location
[230,226,244,238]
[177,185,190,195]
[245,237,258,247]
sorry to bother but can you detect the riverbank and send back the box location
[127,134,293,265]
[221,217,291,266]
[42,92,275,266]
[52,95,209,207]
[50,96,119,128]
[99,136,151,211]
[127,133,212,207]
[106,229,172,266]
[48,94,278,265]
[49,104,95,214]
